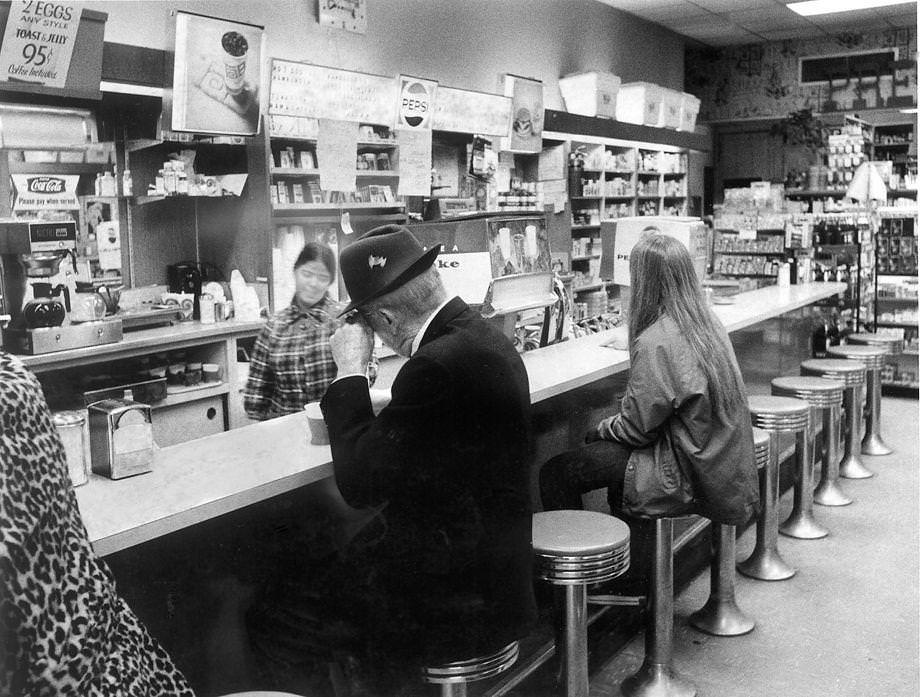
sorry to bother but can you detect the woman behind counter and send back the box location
[541,232,759,526]
[244,242,341,420]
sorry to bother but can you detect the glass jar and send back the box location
[52,410,90,487]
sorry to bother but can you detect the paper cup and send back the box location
[304,402,329,445]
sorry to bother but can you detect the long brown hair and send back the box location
[627,232,745,412]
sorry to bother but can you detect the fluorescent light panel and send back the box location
[787,0,916,16]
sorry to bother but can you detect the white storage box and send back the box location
[559,71,621,118]
[660,88,683,130]
[616,82,664,127]
[679,93,701,132]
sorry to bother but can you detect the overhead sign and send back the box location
[432,86,512,137]
[268,59,396,126]
[11,174,79,211]
[0,0,81,88]
[396,75,437,130]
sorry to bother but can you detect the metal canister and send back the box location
[52,410,90,487]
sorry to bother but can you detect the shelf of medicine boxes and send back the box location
[268,128,401,213]
[711,228,786,279]
[125,137,249,199]
[567,145,687,228]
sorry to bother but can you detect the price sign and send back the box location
[0,1,81,88]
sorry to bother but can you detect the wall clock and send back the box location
[318,0,367,35]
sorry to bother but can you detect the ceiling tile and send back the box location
[755,27,830,40]
[686,0,767,11]
[726,6,802,25]
[633,4,714,22]
[808,7,899,26]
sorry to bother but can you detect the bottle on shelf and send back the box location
[811,309,828,359]
[827,309,841,348]
[122,169,133,197]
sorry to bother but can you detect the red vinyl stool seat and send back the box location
[422,641,520,697]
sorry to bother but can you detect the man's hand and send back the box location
[331,319,375,376]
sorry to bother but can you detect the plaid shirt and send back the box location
[244,294,341,420]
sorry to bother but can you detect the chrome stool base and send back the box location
[813,480,853,506]
[861,433,892,457]
[622,661,697,697]
[839,454,875,479]
[690,520,756,636]
[779,510,829,539]
[737,548,796,581]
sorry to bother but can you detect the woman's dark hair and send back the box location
[627,232,745,412]
[294,242,336,280]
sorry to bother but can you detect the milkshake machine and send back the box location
[0,219,122,354]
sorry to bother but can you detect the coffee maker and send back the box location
[0,219,122,354]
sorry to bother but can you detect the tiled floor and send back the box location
[508,396,919,697]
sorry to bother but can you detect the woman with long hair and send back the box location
[540,232,759,526]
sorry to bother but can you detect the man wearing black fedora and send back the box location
[251,224,537,693]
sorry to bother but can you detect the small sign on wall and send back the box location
[318,0,367,34]
[396,75,437,130]
[0,0,81,88]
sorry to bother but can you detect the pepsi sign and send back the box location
[397,76,437,129]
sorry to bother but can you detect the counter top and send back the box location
[20,318,264,371]
[77,282,844,556]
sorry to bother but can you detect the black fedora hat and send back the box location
[338,224,441,316]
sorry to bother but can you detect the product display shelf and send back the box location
[710,227,786,286]
[563,137,689,263]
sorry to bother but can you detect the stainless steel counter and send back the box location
[76,282,845,556]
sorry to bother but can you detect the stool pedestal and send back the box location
[801,358,874,479]
[689,428,766,637]
[739,396,809,581]
[622,517,696,697]
[828,344,892,457]
[688,523,755,636]
[861,367,891,456]
[780,408,830,538]
[839,385,874,478]
[812,402,851,506]
[533,510,630,697]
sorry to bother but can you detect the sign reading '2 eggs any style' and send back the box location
[396,75,437,130]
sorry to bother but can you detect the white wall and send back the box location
[84,0,685,109]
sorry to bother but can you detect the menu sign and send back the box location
[0,0,81,88]
[269,59,396,126]
[432,86,512,137]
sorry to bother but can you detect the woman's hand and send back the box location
[330,320,374,376]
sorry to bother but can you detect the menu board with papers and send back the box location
[268,59,396,126]
[432,86,512,137]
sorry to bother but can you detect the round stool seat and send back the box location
[801,358,865,387]
[533,510,630,585]
[827,344,887,370]
[422,641,519,685]
[771,375,844,408]
[848,332,902,355]
[748,395,810,431]
[753,427,769,469]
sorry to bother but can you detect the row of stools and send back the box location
[231,336,898,697]
[523,334,898,697]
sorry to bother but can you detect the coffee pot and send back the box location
[23,282,70,328]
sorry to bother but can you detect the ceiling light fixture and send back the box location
[787,0,915,15]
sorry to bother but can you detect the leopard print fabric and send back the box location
[0,352,195,696]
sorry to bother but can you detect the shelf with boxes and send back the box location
[566,140,688,227]
[268,123,401,210]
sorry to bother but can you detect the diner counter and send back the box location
[19,318,264,372]
[76,282,844,556]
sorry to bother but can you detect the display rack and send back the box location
[873,209,918,396]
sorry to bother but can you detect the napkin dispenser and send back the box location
[88,398,154,479]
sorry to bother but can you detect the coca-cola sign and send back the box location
[27,176,65,194]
